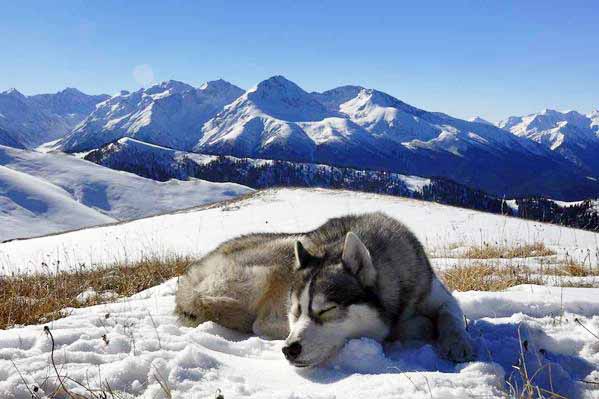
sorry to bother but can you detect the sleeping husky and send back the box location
[175,213,474,366]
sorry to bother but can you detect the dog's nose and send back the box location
[282,341,302,361]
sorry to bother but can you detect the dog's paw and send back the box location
[438,330,475,362]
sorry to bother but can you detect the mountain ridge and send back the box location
[2,76,598,200]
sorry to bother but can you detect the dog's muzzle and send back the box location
[282,341,302,361]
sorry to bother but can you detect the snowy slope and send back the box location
[499,109,599,175]
[0,88,108,148]
[1,189,599,397]
[2,188,597,275]
[58,80,244,152]
[0,145,252,241]
[0,165,116,240]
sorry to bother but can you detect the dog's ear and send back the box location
[294,241,316,270]
[342,232,376,287]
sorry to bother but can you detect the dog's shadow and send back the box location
[294,319,597,398]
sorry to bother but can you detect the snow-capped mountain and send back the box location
[0,144,251,241]
[0,88,108,148]
[57,79,244,152]
[195,76,598,199]
[197,76,388,164]
[499,109,599,174]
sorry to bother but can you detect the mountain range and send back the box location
[1,76,598,200]
[0,87,109,148]
[499,108,599,175]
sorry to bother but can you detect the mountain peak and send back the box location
[1,88,26,99]
[145,80,193,95]
[251,75,303,94]
[199,79,243,94]
[468,116,494,126]
[245,76,330,122]
[59,87,84,95]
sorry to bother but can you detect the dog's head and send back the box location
[283,232,390,367]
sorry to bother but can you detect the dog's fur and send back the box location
[175,213,474,366]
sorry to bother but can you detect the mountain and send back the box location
[84,137,599,232]
[0,88,109,148]
[9,75,597,200]
[57,79,244,152]
[195,76,599,200]
[0,127,23,148]
[0,144,252,241]
[499,109,599,175]
[196,76,372,163]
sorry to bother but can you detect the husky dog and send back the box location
[176,213,474,367]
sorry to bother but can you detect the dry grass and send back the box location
[442,258,599,292]
[0,256,194,330]
[544,259,595,277]
[464,242,556,259]
[441,264,543,291]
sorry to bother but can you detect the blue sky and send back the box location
[1,1,597,122]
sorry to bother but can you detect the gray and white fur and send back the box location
[175,213,474,367]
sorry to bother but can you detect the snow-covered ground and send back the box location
[0,145,252,241]
[1,189,599,398]
[1,282,598,397]
[1,188,597,275]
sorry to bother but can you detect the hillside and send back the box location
[85,137,599,232]
[0,165,116,240]
[2,188,597,274]
[0,145,252,241]
[0,189,598,397]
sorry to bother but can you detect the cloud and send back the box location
[132,64,155,87]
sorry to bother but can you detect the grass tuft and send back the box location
[0,256,193,330]
[464,242,556,259]
[441,264,543,292]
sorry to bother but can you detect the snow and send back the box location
[0,145,252,241]
[1,188,599,397]
[1,188,598,276]
[0,165,116,240]
[398,175,431,193]
[1,281,598,398]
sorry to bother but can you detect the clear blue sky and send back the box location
[1,1,597,122]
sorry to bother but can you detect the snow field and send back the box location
[1,189,599,397]
[2,188,598,276]
[1,282,598,398]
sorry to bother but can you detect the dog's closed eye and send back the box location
[317,306,338,320]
